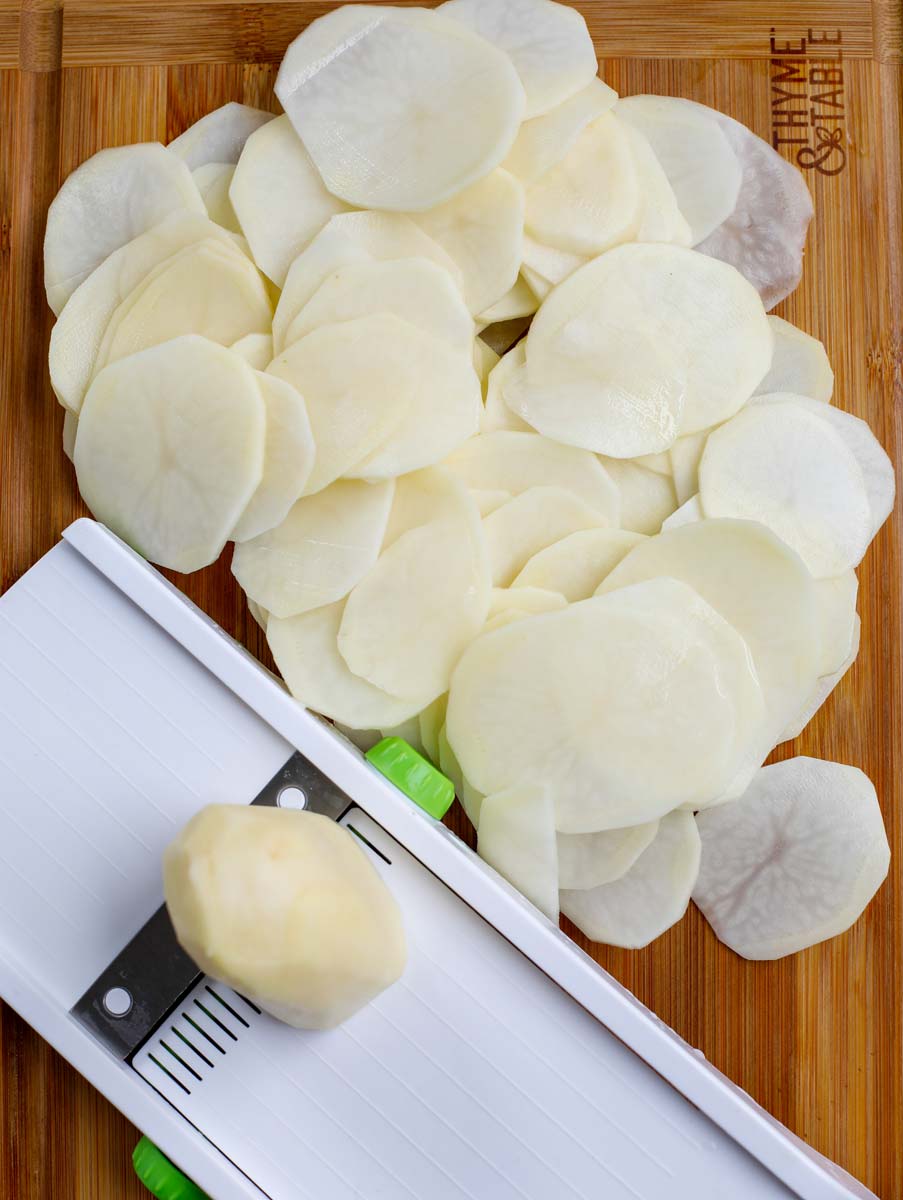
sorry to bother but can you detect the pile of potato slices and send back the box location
[46,0,893,959]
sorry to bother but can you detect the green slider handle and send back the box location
[133,1137,210,1200]
[366,737,455,820]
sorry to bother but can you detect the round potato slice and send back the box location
[484,485,613,586]
[411,169,525,316]
[284,257,474,354]
[482,343,531,432]
[513,527,644,600]
[169,102,275,169]
[419,694,449,766]
[268,600,426,729]
[525,243,772,436]
[444,430,620,520]
[503,78,618,183]
[488,586,567,619]
[74,336,265,573]
[779,616,860,743]
[438,724,484,828]
[275,6,525,211]
[598,458,678,534]
[247,597,269,632]
[669,431,709,504]
[661,494,704,531]
[754,316,833,402]
[231,332,273,370]
[473,338,501,395]
[472,489,513,517]
[477,277,538,326]
[44,143,205,315]
[622,121,692,246]
[439,0,597,118]
[62,409,78,463]
[272,212,463,355]
[229,115,350,287]
[814,571,858,676]
[557,821,659,891]
[381,465,475,549]
[232,479,395,618]
[231,373,315,543]
[338,483,490,703]
[521,236,587,286]
[525,114,640,257]
[192,163,242,233]
[694,757,889,959]
[699,401,873,578]
[561,811,700,947]
[520,265,552,301]
[446,578,765,830]
[477,782,559,921]
[615,95,742,245]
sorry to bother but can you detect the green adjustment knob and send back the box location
[133,1137,210,1200]
[366,737,455,820]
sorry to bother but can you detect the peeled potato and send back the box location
[438,723,484,828]
[598,458,677,534]
[503,77,618,182]
[694,757,889,959]
[168,102,275,169]
[75,336,265,572]
[62,409,78,463]
[419,693,449,766]
[520,264,552,301]
[382,465,476,548]
[520,236,587,285]
[473,338,501,394]
[557,821,659,891]
[477,276,538,325]
[484,485,612,585]
[191,163,242,233]
[561,811,700,947]
[232,479,395,618]
[229,115,350,286]
[779,616,860,742]
[230,332,273,370]
[669,431,709,504]
[661,494,704,530]
[512,527,644,600]
[813,571,858,676]
[482,343,531,433]
[488,586,568,621]
[622,121,692,246]
[477,782,559,920]
[164,804,406,1028]
[754,316,833,402]
[44,143,205,315]
[275,6,525,211]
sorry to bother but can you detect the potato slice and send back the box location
[44,143,205,315]
[49,212,252,414]
[382,465,475,548]
[247,597,269,632]
[478,782,559,921]
[754,316,833,402]
[338,484,490,703]
[232,479,394,618]
[62,410,78,463]
[438,723,484,828]
[694,757,889,959]
[669,431,709,504]
[477,276,538,325]
[699,401,873,578]
[482,342,530,432]
[525,114,640,257]
[623,121,692,246]
[231,373,315,543]
[267,600,426,729]
[169,102,275,169]
[412,169,525,316]
[525,243,772,436]
[473,339,501,394]
[488,586,567,618]
[272,212,463,355]
[503,78,618,182]
[439,0,597,118]
[471,489,512,517]
[557,821,659,891]
[229,115,350,286]
[513,528,644,600]
[779,616,860,743]
[520,265,552,301]
[192,163,242,233]
[284,257,473,354]
[615,96,742,245]
[561,811,700,946]
[447,578,765,830]
[484,486,613,585]
[378,717,426,758]
[275,6,525,211]
[231,332,273,370]
[521,236,587,285]
[633,451,672,475]
[74,336,265,572]
[419,694,449,766]
[445,431,620,521]
[814,571,858,676]
[661,494,704,531]
[598,458,677,534]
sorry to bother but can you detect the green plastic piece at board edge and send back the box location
[133,1137,210,1200]
[366,737,455,820]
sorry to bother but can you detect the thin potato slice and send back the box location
[488,586,567,618]
[267,600,426,729]
[699,402,873,578]
[412,169,525,316]
[482,342,531,432]
[74,336,265,573]
[229,115,350,286]
[779,617,860,743]
[622,121,692,246]
[247,597,269,632]
[633,451,672,476]
[44,143,205,315]
[754,316,833,401]
[669,431,709,504]
[275,6,525,211]
[521,236,587,285]
[169,102,275,169]
[62,410,78,463]
[513,527,644,600]
[439,0,597,119]
[661,494,703,530]
[192,163,242,233]
[814,571,858,676]
[561,811,700,947]
[473,338,501,394]
[598,458,677,534]
[473,489,513,517]
[615,96,742,246]
[483,485,612,585]
[231,373,315,542]
[232,479,394,618]
[503,77,618,182]
[477,783,559,921]
[379,717,425,757]
[557,821,659,891]
[382,465,475,548]
[694,757,889,959]
[230,332,273,370]
[446,578,765,831]
[525,114,640,257]
[445,430,620,521]
[520,265,552,301]
[438,724,484,828]
[419,694,448,766]
[476,276,538,325]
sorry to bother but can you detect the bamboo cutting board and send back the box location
[1,1,901,1197]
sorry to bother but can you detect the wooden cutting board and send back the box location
[1,1,901,1196]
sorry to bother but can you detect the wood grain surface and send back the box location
[1,2,901,1197]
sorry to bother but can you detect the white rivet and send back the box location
[103,986,132,1017]
[278,785,307,810]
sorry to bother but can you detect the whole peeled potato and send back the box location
[164,804,407,1029]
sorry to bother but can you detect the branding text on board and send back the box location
[770,29,847,176]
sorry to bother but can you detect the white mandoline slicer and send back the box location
[0,519,876,1200]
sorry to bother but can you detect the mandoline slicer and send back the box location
[0,519,876,1200]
